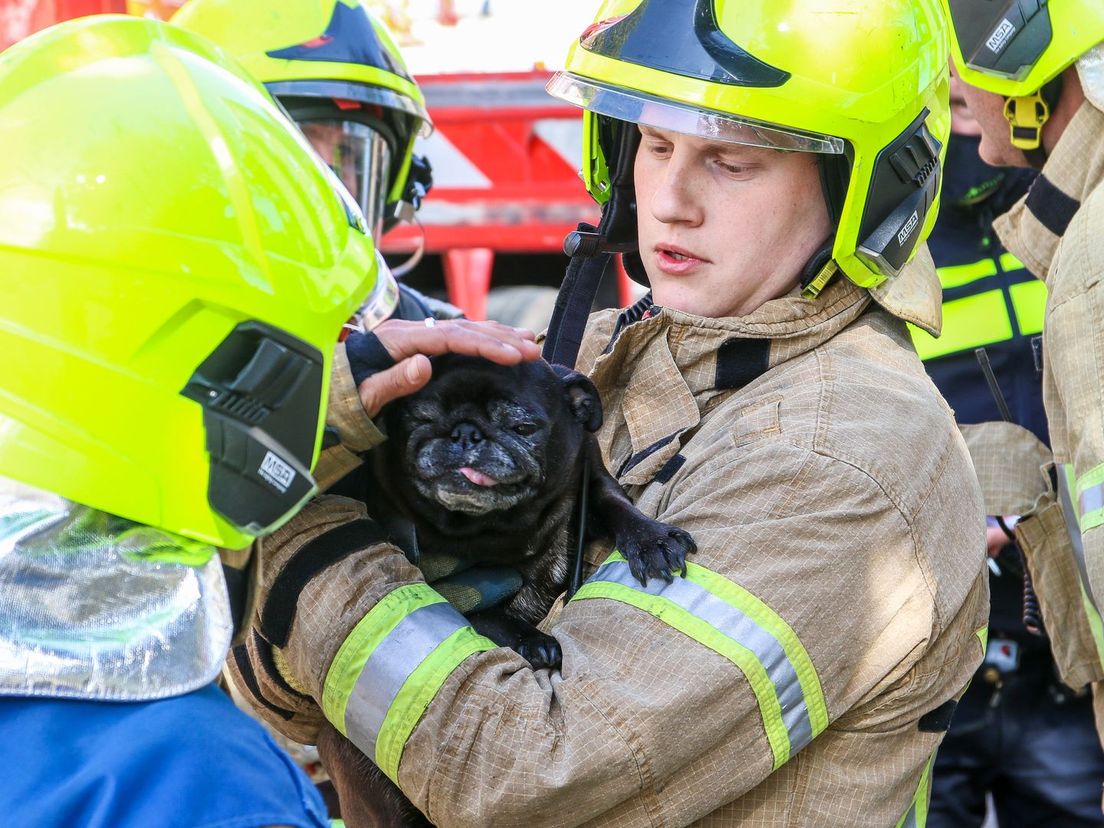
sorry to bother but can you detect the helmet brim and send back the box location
[267,79,432,137]
[547,72,845,155]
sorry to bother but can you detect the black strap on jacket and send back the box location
[543,123,641,370]
[1024,174,1081,238]
[259,518,389,647]
[542,228,616,368]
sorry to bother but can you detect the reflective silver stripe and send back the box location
[589,561,814,754]
[1081,482,1104,518]
[900,805,918,828]
[344,602,469,760]
[1058,465,1102,611]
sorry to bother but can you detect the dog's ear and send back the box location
[551,364,603,432]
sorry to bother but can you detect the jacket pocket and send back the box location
[1015,495,1104,689]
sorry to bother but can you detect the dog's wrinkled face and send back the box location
[406,392,546,515]
[383,355,601,519]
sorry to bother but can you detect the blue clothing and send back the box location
[0,683,328,828]
[922,224,1048,444]
[921,135,1048,445]
[922,134,1047,638]
[930,652,1104,828]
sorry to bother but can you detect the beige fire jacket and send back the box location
[239,264,988,827]
[993,98,1104,691]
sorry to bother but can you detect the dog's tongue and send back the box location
[459,467,499,487]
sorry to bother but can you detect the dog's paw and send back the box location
[618,522,697,586]
[514,632,562,670]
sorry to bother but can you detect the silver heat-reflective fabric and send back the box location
[1079,43,1104,113]
[0,478,233,701]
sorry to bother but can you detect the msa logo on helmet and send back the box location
[986,19,1017,54]
[259,451,296,493]
[897,211,919,247]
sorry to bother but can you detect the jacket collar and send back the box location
[578,276,871,482]
[574,253,940,482]
[994,100,1104,281]
[588,274,867,389]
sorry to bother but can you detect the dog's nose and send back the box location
[451,422,483,449]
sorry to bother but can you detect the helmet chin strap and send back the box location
[800,152,848,298]
[799,242,839,299]
[1005,75,1064,169]
[543,124,641,370]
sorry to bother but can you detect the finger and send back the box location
[451,317,538,338]
[373,319,542,364]
[435,324,542,365]
[436,321,542,362]
[358,354,432,418]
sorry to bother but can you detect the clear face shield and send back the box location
[352,250,401,334]
[546,72,845,154]
[300,120,393,238]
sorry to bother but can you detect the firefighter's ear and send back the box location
[552,365,603,432]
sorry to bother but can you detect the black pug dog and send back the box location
[318,353,696,827]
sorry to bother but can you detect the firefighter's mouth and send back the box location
[656,243,707,260]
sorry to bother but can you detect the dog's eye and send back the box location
[512,422,540,437]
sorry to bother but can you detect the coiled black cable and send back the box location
[996,515,1044,636]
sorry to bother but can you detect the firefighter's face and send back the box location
[634,125,830,318]
[949,69,982,138]
[302,121,360,197]
[954,82,1035,168]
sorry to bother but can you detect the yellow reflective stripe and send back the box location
[681,561,829,737]
[1079,579,1104,670]
[975,625,989,652]
[1009,279,1047,336]
[935,258,997,289]
[1057,465,1104,668]
[999,252,1025,272]
[574,578,793,769]
[321,584,448,734]
[387,136,416,204]
[375,625,496,782]
[896,751,936,828]
[575,551,828,768]
[911,290,1013,360]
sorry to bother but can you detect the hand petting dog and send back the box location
[355,318,542,418]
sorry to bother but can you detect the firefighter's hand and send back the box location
[986,523,1007,558]
[986,515,1019,558]
[356,318,540,418]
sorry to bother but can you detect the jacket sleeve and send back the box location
[267,440,973,827]
[1042,243,1104,642]
[312,343,387,492]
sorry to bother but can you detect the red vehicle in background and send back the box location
[1,0,126,48]
[2,0,633,326]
